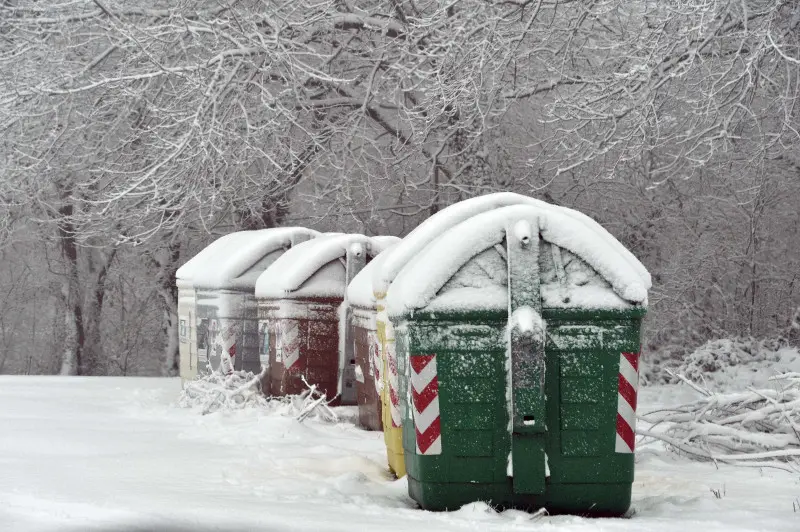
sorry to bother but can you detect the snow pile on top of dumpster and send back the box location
[177,227,318,289]
[347,242,398,309]
[255,234,399,299]
[386,203,650,316]
[374,192,650,297]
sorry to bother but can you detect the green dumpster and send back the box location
[386,203,650,515]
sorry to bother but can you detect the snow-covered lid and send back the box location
[373,192,651,296]
[177,227,319,290]
[347,243,398,309]
[386,204,650,317]
[255,234,397,300]
[369,235,402,250]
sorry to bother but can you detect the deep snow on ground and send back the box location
[1,377,798,532]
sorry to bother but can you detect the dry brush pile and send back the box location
[178,368,338,423]
[639,371,800,472]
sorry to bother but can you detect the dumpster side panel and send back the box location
[178,288,197,383]
[377,296,405,477]
[352,308,382,431]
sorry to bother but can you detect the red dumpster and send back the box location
[255,234,396,405]
[346,240,399,429]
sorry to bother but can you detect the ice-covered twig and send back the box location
[178,367,273,414]
[665,368,712,397]
[295,375,338,424]
[179,369,341,424]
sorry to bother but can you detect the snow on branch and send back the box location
[179,368,338,423]
[639,371,800,472]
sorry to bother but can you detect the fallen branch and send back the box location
[638,372,800,472]
[294,375,338,424]
[178,368,339,424]
[178,366,272,414]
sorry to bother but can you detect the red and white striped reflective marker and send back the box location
[368,332,382,394]
[615,351,640,453]
[387,342,402,428]
[410,354,442,455]
[221,321,238,375]
[280,320,301,371]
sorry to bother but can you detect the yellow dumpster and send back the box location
[376,294,405,478]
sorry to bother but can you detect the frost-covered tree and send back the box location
[0,0,798,374]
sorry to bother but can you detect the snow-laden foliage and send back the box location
[640,372,800,472]
[644,337,800,389]
[179,369,338,422]
[678,338,800,389]
[1,1,799,377]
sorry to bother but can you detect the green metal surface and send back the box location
[396,307,643,515]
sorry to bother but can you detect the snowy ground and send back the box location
[1,377,798,532]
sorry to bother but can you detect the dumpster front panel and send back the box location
[262,299,343,403]
[238,300,262,375]
[545,314,642,490]
[192,291,265,376]
[399,317,513,509]
[399,309,644,515]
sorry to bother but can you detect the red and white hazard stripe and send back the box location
[615,351,640,453]
[220,321,238,375]
[387,341,402,428]
[280,320,301,371]
[410,354,442,455]
[368,331,382,394]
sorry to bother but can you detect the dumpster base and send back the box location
[383,421,406,477]
[385,425,406,478]
[407,475,631,516]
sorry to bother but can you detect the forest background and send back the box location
[1,0,798,378]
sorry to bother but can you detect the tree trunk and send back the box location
[161,298,179,376]
[151,241,181,376]
[57,201,84,376]
[80,249,116,375]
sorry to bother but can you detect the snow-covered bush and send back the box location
[675,338,800,392]
[643,337,800,390]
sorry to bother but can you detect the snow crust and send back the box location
[373,192,651,297]
[177,227,319,290]
[255,234,394,300]
[387,205,649,317]
[2,376,796,532]
[541,283,632,309]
